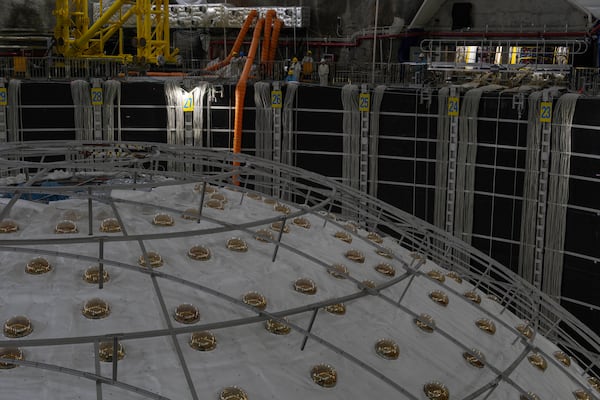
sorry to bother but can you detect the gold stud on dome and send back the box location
[254,229,274,242]
[83,266,110,284]
[0,219,18,233]
[475,318,496,335]
[375,339,399,360]
[429,290,449,307]
[181,208,200,220]
[138,251,163,268]
[247,192,261,200]
[527,353,547,372]
[98,341,125,362]
[516,323,534,339]
[265,318,291,335]
[263,198,277,205]
[334,231,352,243]
[274,203,290,214]
[188,245,211,261]
[270,221,289,233]
[206,199,224,210]
[414,313,435,333]
[226,237,248,252]
[327,264,348,279]
[520,392,541,400]
[242,292,267,310]
[55,220,78,233]
[446,271,462,283]
[3,316,33,338]
[463,290,482,304]
[423,381,449,400]
[426,270,445,283]
[588,377,600,393]
[553,351,571,367]
[367,231,383,243]
[219,386,248,400]
[359,280,377,290]
[292,217,311,229]
[152,213,174,226]
[374,263,395,277]
[345,249,365,263]
[573,389,592,400]
[311,364,337,388]
[100,217,121,233]
[0,347,23,369]
[293,278,317,295]
[324,303,346,315]
[344,222,358,233]
[463,348,485,368]
[190,331,217,351]
[375,248,394,259]
[210,193,227,202]
[25,257,52,274]
[82,298,110,319]
[193,183,217,193]
[174,303,200,324]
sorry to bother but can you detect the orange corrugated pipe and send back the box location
[205,9,258,72]
[261,10,276,64]
[232,17,265,184]
[266,18,283,76]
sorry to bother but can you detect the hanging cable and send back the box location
[368,85,386,197]
[341,84,360,191]
[102,80,121,142]
[281,82,298,167]
[433,86,450,232]
[7,80,21,143]
[70,80,93,141]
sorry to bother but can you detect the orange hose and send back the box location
[261,10,276,64]
[232,18,265,184]
[205,9,258,72]
[267,18,283,76]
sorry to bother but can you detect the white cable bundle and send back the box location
[518,91,543,284]
[433,87,450,232]
[341,84,360,191]
[164,80,185,147]
[368,85,386,197]
[70,80,93,141]
[102,80,121,142]
[543,93,579,299]
[7,79,21,142]
[192,82,209,147]
[254,81,273,161]
[281,82,298,167]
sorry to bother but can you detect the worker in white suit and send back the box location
[318,58,329,86]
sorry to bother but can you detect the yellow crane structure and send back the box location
[53,0,179,64]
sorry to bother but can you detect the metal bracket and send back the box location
[209,84,224,103]
[512,93,525,119]
[419,87,433,108]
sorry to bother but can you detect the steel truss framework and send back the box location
[0,141,598,399]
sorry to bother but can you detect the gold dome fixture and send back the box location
[270,221,289,233]
[25,257,52,274]
[254,229,274,242]
[265,318,291,335]
[374,339,400,360]
[3,316,33,338]
[310,364,337,388]
[589,377,600,393]
[98,341,125,362]
[181,208,200,220]
[205,199,224,210]
[193,183,217,193]
[429,290,449,307]
[367,231,383,243]
[188,245,211,261]
[0,347,23,369]
[292,217,311,229]
[210,193,227,203]
[426,270,445,283]
[475,319,496,335]
[324,303,346,315]
[99,217,121,233]
[344,222,357,233]
[520,392,541,400]
[463,348,485,368]
[527,353,547,372]
[226,237,248,252]
[344,249,365,263]
[219,386,248,400]
[573,389,592,400]
[0,219,18,233]
[55,220,78,233]
[375,248,393,259]
[446,271,462,284]
[189,331,217,352]
[463,291,482,304]
[138,251,163,268]
[374,263,395,277]
[263,198,277,205]
[334,231,352,243]
[242,292,267,310]
[553,351,571,367]
[152,213,174,226]
[414,313,436,333]
[516,324,534,339]
[327,264,348,279]
[423,381,449,400]
[359,280,377,289]
[246,192,261,200]
[83,266,110,284]
[274,203,290,214]
[82,298,110,319]
[293,278,317,295]
[174,303,200,324]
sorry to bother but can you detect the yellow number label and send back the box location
[271,90,282,109]
[448,97,459,116]
[0,88,6,106]
[359,93,370,112]
[540,102,552,122]
[91,88,103,106]
[183,95,194,112]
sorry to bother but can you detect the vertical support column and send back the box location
[445,86,460,234]
[533,92,553,290]
[271,82,283,198]
[0,79,7,143]
[359,84,370,195]
[91,80,103,140]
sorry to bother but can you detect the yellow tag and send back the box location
[91,88,103,106]
[448,97,459,116]
[359,93,370,112]
[540,102,552,122]
[183,95,194,112]
[271,90,282,109]
[0,88,6,106]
